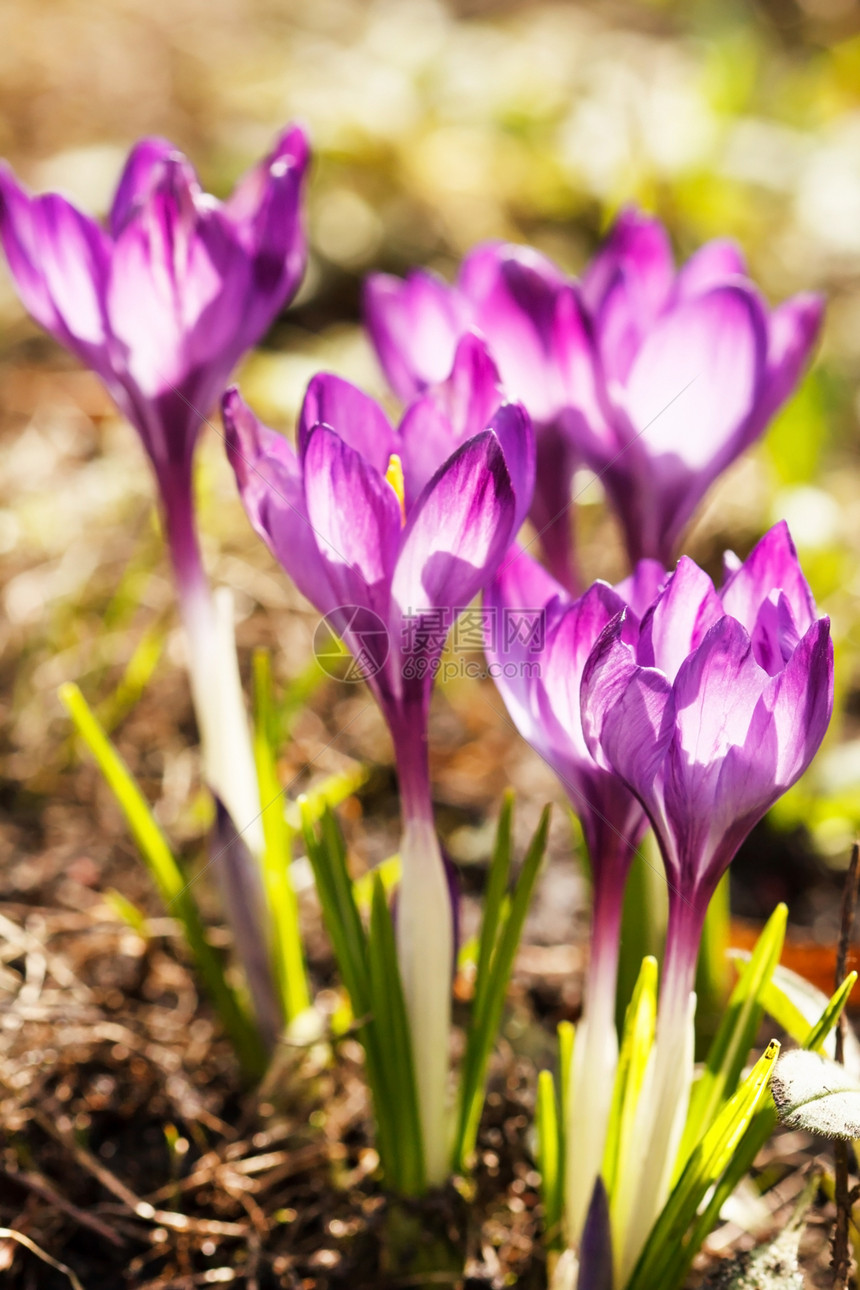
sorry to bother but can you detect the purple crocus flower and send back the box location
[364,212,823,580]
[0,128,308,602]
[223,353,534,1183]
[580,520,833,1276]
[365,244,594,592]
[575,209,824,566]
[485,546,664,1240]
[0,128,309,861]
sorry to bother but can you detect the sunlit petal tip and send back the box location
[298,371,397,472]
[109,137,177,236]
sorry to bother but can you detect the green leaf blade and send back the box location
[680,903,787,1166]
[452,803,550,1173]
[60,682,265,1079]
[252,649,309,1023]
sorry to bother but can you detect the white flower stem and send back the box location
[390,707,454,1190]
[396,812,453,1188]
[614,900,699,1285]
[565,885,621,1243]
[162,467,264,860]
[181,581,264,860]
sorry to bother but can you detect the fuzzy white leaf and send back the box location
[771,1049,860,1139]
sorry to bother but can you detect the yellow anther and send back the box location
[385,453,406,524]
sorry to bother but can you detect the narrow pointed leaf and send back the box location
[353,854,401,913]
[805,971,857,1051]
[537,1068,562,1245]
[668,973,858,1290]
[286,763,369,829]
[558,1019,575,1145]
[252,649,309,1022]
[763,963,858,1054]
[300,803,400,1186]
[602,955,657,1195]
[473,790,514,1022]
[98,620,166,731]
[452,804,550,1170]
[210,798,283,1051]
[368,874,426,1194]
[60,682,265,1078]
[626,1040,780,1290]
[680,904,786,1165]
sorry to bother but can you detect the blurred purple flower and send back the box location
[577,210,823,565]
[364,212,822,578]
[365,244,594,591]
[0,127,309,604]
[223,351,534,1181]
[0,131,310,1041]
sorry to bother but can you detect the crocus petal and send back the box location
[614,559,668,620]
[581,208,674,320]
[459,242,570,421]
[583,211,675,396]
[672,239,747,300]
[748,615,833,792]
[759,293,824,423]
[298,372,398,474]
[424,330,505,443]
[224,123,310,225]
[485,401,535,536]
[721,521,817,652]
[577,1178,614,1290]
[622,284,767,471]
[746,589,806,676]
[35,194,113,366]
[304,424,403,620]
[580,621,674,806]
[392,430,515,638]
[526,419,581,594]
[702,616,833,883]
[552,285,610,441]
[539,582,629,762]
[222,387,337,614]
[397,331,506,506]
[109,137,175,237]
[484,545,565,738]
[397,399,462,511]
[488,543,564,619]
[363,268,466,400]
[0,172,110,370]
[0,166,60,334]
[591,267,647,384]
[638,558,723,681]
[664,616,767,850]
[107,155,235,397]
[224,125,309,341]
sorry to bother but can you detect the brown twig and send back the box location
[30,1109,248,1238]
[832,840,860,1289]
[1,1164,125,1247]
[0,1227,86,1290]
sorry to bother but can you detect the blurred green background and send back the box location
[3,0,860,938]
